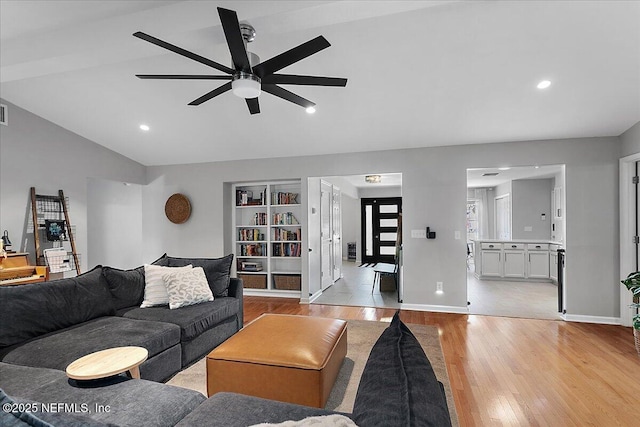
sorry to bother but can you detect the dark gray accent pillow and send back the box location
[102,266,145,310]
[167,254,234,297]
[352,311,452,427]
[0,266,115,348]
[102,254,168,310]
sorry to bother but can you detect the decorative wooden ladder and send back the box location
[30,187,81,275]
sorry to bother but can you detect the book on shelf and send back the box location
[271,192,299,205]
[236,190,265,206]
[251,212,267,225]
[238,260,263,272]
[238,243,265,256]
[238,228,265,241]
[273,227,301,241]
[272,242,301,257]
[272,212,299,225]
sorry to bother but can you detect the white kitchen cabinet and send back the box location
[474,240,554,282]
[480,250,502,277]
[528,251,550,279]
[503,250,525,278]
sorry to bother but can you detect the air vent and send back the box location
[0,104,7,126]
[482,173,499,176]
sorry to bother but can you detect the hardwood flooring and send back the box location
[245,297,640,427]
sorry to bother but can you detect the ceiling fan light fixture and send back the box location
[365,175,382,183]
[232,73,261,99]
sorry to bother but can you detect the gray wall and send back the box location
[87,178,143,269]
[0,98,623,320]
[143,136,620,319]
[512,179,552,240]
[621,121,640,157]
[0,100,146,271]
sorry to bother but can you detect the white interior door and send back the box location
[332,187,342,281]
[320,181,333,290]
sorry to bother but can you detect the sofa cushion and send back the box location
[0,316,180,371]
[121,298,239,342]
[352,311,451,427]
[175,392,349,427]
[0,266,114,348]
[0,363,205,427]
[141,264,192,308]
[0,389,54,427]
[167,254,233,297]
[102,254,169,310]
[163,266,214,309]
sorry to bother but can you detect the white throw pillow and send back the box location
[140,264,192,308]
[249,415,358,427]
[163,266,214,309]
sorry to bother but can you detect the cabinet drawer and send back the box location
[527,243,548,251]
[504,243,525,250]
[481,243,502,250]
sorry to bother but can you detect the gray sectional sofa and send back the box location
[0,254,243,382]
[1,308,453,426]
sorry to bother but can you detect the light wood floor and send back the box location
[245,297,640,427]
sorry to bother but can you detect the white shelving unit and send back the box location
[233,180,302,297]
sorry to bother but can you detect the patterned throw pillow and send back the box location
[140,264,192,308]
[163,266,214,309]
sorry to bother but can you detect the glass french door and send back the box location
[361,197,402,264]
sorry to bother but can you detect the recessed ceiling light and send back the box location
[537,80,551,89]
[498,167,511,171]
[305,106,316,114]
[139,124,150,131]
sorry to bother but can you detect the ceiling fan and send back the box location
[133,7,347,115]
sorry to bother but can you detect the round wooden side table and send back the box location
[66,346,148,380]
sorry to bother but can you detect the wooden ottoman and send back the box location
[206,314,347,408]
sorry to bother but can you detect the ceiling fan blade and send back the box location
[253,36,331,78]
[262,74,347,87]
[246,98,260,115]
[133,31,235,74]
[136,74,232,80]
[262,84,315,109]
[217,8,252,73]
[188,82,232,106]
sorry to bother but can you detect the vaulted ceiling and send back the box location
[1,1,639,166]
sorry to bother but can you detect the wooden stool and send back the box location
[206,314,347,408]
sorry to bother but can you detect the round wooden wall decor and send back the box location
[165,193,191,224]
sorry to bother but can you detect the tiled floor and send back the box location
[313,261,560,320]
[466,266,562,320]
[311,261,401,308]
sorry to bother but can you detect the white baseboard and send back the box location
[400,303,469,314]
[562,314,621,325]
[308,289,323,303]
[243,289,301,299]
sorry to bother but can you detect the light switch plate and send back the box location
[411,229,426,238]
[454,231,461,240]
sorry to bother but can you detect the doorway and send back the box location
[310,173,402,308]
[361,197,402,264]
[466,165,565,320]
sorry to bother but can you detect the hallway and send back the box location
[312,261,401,309]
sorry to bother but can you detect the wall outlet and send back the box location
[411,229,427,238]
[524,226,533,232]
[436,281,443,293]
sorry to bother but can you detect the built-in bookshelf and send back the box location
[233,181,302,296]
